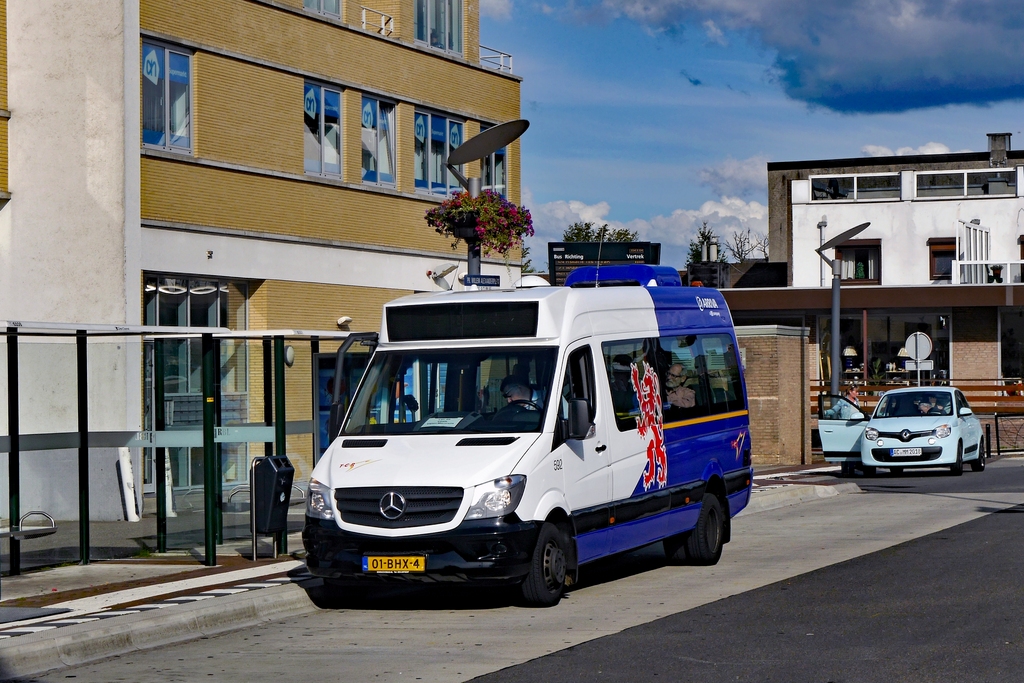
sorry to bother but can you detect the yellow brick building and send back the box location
[0,0,522,508]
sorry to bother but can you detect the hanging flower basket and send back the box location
[425,190,534,261]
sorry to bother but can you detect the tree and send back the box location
[754,231,770,260]
[562,221,638,243]
[687,221,726,265]
[520,244,536,273]
[724,228,771,262]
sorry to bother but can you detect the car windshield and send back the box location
[342,347,558,435]
[875,391,954,418]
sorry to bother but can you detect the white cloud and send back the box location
[523,187,766,271]
[586,0,1024,113]
[861,141,973,157]
[481,0,513,19]
[697,155,768,199]
[702,19,726,46]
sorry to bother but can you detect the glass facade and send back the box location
[361,97,395,185]
[415,0,463,54]
[304,83,342,176]
[143,276,249,491]
[817,312,951,386]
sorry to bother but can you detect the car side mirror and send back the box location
[851,410,866,421]
[958,407,973,417]
[567,399,592,440]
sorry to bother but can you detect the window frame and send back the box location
[303,0,341,18]
[808,173,900,203]
[361,96,397,186]
[414,0,463,55]
[304,82,343,177]
[141,41,193,154]
[927,238,956,281]
[414,110,464,196]
[834,239,882,285]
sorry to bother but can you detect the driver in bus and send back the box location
[493,375,537,420]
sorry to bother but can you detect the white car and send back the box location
[819,386,985,476]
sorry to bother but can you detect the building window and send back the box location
[967,171,1015,196]
[928,238,956,280]
[835,240,881,284]
[304,0,340,16]
[415,0,462,54]
[480,126,507,197]
[142,43,191,151]
[304,83,342,176]
[810,174,899,201]
[361,97,396,185]
[414,111,463,195]
[917,172,965,198]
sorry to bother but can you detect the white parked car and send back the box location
[819,386,985,476]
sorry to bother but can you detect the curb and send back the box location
[739,482,861,516]
[0,582,318,680]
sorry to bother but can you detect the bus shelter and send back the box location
[1,322,351,591]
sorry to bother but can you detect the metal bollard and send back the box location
[986,423,992,459]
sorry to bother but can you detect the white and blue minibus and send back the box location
[303,264,752,605]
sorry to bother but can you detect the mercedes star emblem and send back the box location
[379,491,407,520]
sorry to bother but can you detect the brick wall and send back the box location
[736,326,810,466]
[952,307,998,379]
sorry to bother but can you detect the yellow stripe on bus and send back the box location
[664,410,749,430]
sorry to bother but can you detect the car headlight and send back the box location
[934,424,951,439]
[865,427,879,441]
[306,478,334,520]
[465,475,526,520]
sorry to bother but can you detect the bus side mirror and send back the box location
[568,399,592,440]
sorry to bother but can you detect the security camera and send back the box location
[337,316,352,327]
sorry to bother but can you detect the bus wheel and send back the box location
[663,532,691,564]
[522,523,568,607]
[686,494,724,566]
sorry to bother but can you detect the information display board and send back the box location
[547,242,661,286]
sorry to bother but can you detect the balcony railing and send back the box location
[954,260,1024,285]
[360,6,394,36]
[480,45,513,73]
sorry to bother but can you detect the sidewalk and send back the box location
[0,472,858,679]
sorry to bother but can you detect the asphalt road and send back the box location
[24,459,1024,683]
[475,462,1024,683]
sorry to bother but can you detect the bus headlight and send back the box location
[466,475,526,519]
[306,478,334,520]
[865,427,879,441]
[934,424,951,439]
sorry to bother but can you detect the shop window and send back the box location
[928,238,956,280]
[304,83,342,176]
[361,97,396,185]
[304,0,340,16]
[415,0,463,54]
[414,111,463,195]
[835,240,881,284]
[142,43,191,152]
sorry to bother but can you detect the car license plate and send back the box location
[891,448,922,457]
[362,555,426,573]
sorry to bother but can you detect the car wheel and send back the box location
[521,522,568,607]
[971,439,986,472]
[890,467,903,476]
[685,494,725,566]
[950,441,964,476]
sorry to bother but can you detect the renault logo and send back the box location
[379,492,406,520]
[901,429,912,442]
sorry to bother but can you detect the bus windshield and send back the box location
[342,347,558,435]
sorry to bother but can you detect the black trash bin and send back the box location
[253,455,295,534]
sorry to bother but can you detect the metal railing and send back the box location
[953,260,1024,285]
[360,6,394,36]
[480,45,513,73]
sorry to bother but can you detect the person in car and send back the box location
[493,375,537,420]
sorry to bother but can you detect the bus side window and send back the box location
[559,346,596,424]
[601,338,659,432]
[697,334,745,415]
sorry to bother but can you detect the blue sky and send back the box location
[479,0,1024,270]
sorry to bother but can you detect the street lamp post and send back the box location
[445,119,529,276]
[815,222,871,397]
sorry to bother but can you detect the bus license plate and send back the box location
[362,555,426,573]
[891,448,922,457]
